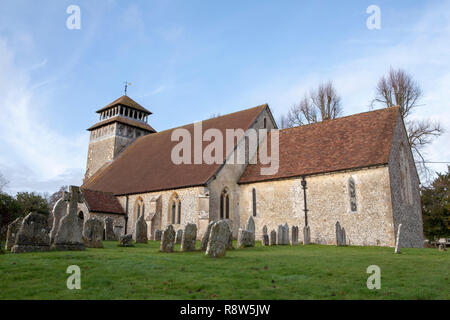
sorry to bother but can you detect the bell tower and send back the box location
[84,95,156,181]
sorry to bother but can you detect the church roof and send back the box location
[81,188,125,214]
[82,104,268,195]
[96,95,152,114]
[87,115,156,132]
[239,107,400,184]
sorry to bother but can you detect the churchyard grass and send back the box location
[0,241,448,300]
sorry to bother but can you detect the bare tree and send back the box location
[278,114,289,129]
[285,81,342,127]
[372,68,444,181]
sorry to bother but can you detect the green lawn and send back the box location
[0,241,449,300]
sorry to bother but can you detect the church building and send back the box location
[79,95,424,248]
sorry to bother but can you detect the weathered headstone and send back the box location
[341,227,346,246]
[227,230,234,250]
[135,215,148,243]
[200,221,215,251]
[11,212,50,253]
[176,229,183,244]
[119,234,133,247]
[5,217,22,251]
[394,223,402,254]
[277,225,283,245]
[261,225,269,246]
[52,186,85,251]
[237,229,255,248]
[206,220,231,258]
[160,225,176,253]
[270,230,277,245]
[154,229,162,241]
[335,221,342,246]
[49,195,68,244]
[104,217,116,241]
[303,225,310,245]
[181,223,197,252]
[283,223,289,245]
[262,225,268,235]
[83,217,104,248]
[291,225,299,245]
[247,216,255,234]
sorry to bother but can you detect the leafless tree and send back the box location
[284,81,342,127]
[278,114,289,129]
[372,68,444,182]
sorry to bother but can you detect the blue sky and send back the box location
[0,0,449,194]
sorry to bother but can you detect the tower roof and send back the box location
[96,95,152,114]
[86,115,156,132]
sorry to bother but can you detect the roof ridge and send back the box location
[280,106,399,133]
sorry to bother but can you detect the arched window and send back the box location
[263,118,267,129]
[169,194,181,224]
[252,188,257,217]
[135,197,145,220]
[78,211,84,220]
[348,178,357,212]
[220,188,230,219]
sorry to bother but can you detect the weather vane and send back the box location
[123,81,132,96]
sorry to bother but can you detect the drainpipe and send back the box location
[301,176,308,227]
[125,195,129,234]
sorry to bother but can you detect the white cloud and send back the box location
[0,37,88,195]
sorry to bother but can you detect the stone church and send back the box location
[78,95,424,248]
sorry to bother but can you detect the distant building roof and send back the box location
[239,107,400,184]
[96,95,152,114]
[87,115,156,132]
[82,104,267,195]
[81,188,125,214]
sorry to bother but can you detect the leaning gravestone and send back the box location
[104,217,116,241]
[119,234,133,247]
[11,212,50,253]
[83,217,104,248]
[160,225,176,253]
[154,229,162,241]
[5,217,22,251]
[237,229,255,248]
[200,221,215,251]
[49,195,68,244]
[176,229,183,244]
[181,223,197,252]
[270,230,277,245]
[394,224,402,254]
[206,220,231,258]
[51,186,85,251]
[291,226,299,245]
[135,215,148,243]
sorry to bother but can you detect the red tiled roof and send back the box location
[96,95,152,114]
[82,104,267,195]
[239,107,400,184]
[81,188,125,214]
[87,115,156,132]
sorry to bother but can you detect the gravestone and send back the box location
[51,186,85,251]
[181,223,197,252]
[200,221,215,251]
[262,225,269,246]
[5,217,22,251]
[154,229,162,241]
[291,226,299,245]
[206,220,231,258]
[341,228,346,246]
[11,212,50,253]
[49,195,68,244]
[277,225,283,245]
[83,217,104,248]
[394,224,402,254]
[262,225,268,235]
[270,230,277,245]
[135,215,148,243]
[160,225,176,253]
[119,234,133,247]
[247,216,255,234]
[114,225,123,239]
[176,229,183,244]
[303,225,311,245]
[104,217,116,241]
[227,230,234,250]
[335,221,342,246]
[283,223,289,245]
[237,229,255,248]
